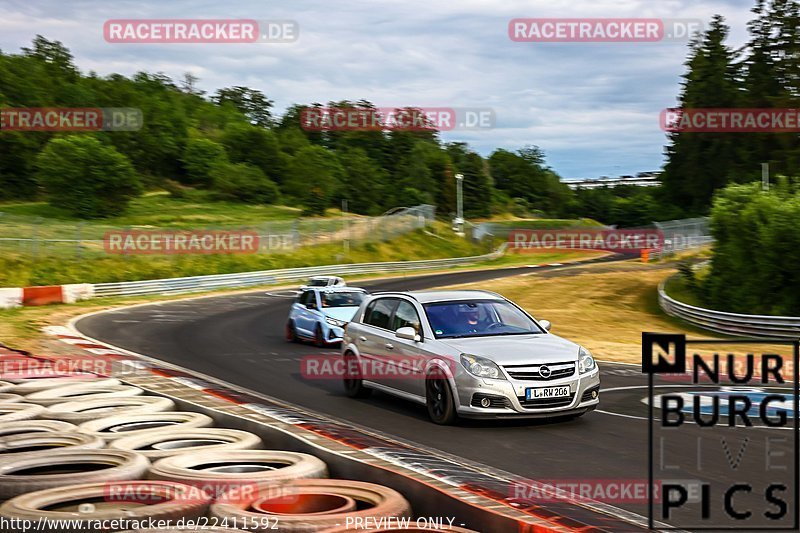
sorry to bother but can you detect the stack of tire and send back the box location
[0,373,466,532]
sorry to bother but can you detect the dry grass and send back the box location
[441,261,717,364]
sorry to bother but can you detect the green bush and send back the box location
[210,161,280,204]
[36,136,141,218]
[704,182,800,315]
[181,138,228,187]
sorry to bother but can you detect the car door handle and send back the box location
[359,336,368,342]
[385,343,394,350]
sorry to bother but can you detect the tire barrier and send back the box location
[24,383,144,406]
[0,449,149,500]
[210,479,411,532]
[0,480,210,533]
[111,428,262,459]
[0,431,104,456]
[0,403,46,422]
[0,420,77,437]
[148,450,328,487]
[44,396,176,424]
[78,412,214,441]
[11,377,121,394]
[0,381,14,393]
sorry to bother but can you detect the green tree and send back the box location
[221,122,283,183]
[213,86,274,127]
[284,146,344,215]
[661,16,744,214]
[36,136,141,218]
[181,138,228,187]
[210,162,280,204]
[335,148,388,215]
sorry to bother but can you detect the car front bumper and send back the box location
[454,368,601,419]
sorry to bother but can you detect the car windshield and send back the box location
[321,291,365,308]
[308,278,331,287]
[423,300,543,338]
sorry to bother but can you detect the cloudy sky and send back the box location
[1,0,753,178]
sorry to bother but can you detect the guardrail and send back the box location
[658,278,800,339]
[92,247,506,298]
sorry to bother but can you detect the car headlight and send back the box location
[325,317,347,328]
[460,354,504,380]
[578,346,596,374]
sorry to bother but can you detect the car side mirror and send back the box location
[539,319,551,332]
[395,326,421,342]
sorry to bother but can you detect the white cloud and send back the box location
[0,0,757,177]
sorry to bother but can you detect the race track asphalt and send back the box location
[76,258,798,528]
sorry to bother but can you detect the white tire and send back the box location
[44,396,175,424]
[0,449,149,500]
[0,394,23,403]
[210,479,411,532]
[0,381,14,393]
[78,412,214,441]
[0,480,211,532]
[11,377,119,393]
[0,420,77,437]
[0,403,46,422]
[25,383,143,406]
[111,428,262,459]
[0,431,104,456]
[148,450,328,488]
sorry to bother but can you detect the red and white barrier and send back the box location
[0,284,94,309]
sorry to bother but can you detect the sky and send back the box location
[0,0,755,179]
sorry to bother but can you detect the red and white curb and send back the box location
[0,284,94,309]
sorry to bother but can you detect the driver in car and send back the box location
[455,305,489,335]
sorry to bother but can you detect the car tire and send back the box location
[148,450,328,486]
[11,377,120,394]
[0,381,14,393]
[0,403,46,422]
[0,394,23,403]
[0,431,105,456]
[286,321,298,343]
[24,383,143,406]
[43,396,176,424]
[0,481,211,533]
[314,324,325,347]
[110,428,262,459]
[426,370,458,425]
[343,353,371,399]
[0,420,77,437]
[78,412,214,441]
[209,479,410,532]
[0,449,150,500]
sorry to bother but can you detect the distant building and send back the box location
[564,171,662,190]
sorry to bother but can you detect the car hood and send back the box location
[322,307,360,322]
[439,334,580,365]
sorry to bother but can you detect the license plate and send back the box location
[526,386,570,400]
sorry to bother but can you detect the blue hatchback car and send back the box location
[286,287,369,346]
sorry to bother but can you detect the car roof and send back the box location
[309,275,341,280]
[371,290,503,304]
[303,286,366,293]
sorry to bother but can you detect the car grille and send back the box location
[518,393,576,409]
[503,361,575,381]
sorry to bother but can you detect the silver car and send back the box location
[341,290,600,424]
